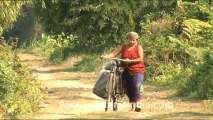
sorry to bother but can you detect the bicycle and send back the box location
[101,57,126,111]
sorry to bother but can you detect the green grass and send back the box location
[66,55,104,72]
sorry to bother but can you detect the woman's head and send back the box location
[126,31,138,46]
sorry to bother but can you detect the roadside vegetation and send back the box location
[0,42,43,119]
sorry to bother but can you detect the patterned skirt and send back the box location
[122,70,144,103]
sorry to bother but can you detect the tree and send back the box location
[0,1,23,36]
[2,2,40,47]
[34,0,177,52]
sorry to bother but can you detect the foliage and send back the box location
[176,0,212,21]
[211,10,213,26]
[179,52,213,99]
[181,19,212,42]
[66,55,103,72]
[149,14,174,34]
[0,42,43,118]
[0,1,23,36]
[139,0,212,98]
[2,1,42,47]
[19,33,78,64]
[49,47,64,64]
[141,33,192,83]
[20,33,69,56]
[33,0,177,52]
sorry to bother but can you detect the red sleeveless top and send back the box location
[121,44,145,73]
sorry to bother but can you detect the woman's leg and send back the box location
[122,70,135,111]
[122,71,144,111]
[133,72,144,112]
[122,70,134,102]
[131,102,135,111]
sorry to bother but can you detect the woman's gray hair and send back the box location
[126,31,139,39]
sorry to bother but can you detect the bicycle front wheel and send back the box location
[105,72,114,111]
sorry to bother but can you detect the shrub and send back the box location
[49,47,64,64]
[180,52,213,99]
[0,42,43,119]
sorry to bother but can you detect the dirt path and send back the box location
[18,54,213,119]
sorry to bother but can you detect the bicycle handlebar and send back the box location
[100,56,126,62]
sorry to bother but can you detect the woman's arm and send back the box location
[102,45,122,58]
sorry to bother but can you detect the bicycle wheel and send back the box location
[113,83,118,111]
[119,74,125,98]
[113,73,121,111]
[113,95,118,111]
[105,72,114,111]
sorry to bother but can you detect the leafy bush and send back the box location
[138,2,213,99]
[176,1,212,21]
[180,19,212,46]
[20,34,59,56]
[20,33,74,56]
[180,52,213,99]
[0,42,43,118]
[0,1,22,36]
[48,34,79,64]
[49,47,64,64]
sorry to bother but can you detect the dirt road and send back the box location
[18,54,213,119]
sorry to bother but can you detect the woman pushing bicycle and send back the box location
[101,31,145,112]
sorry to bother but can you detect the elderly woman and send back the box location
[102,31,145,112]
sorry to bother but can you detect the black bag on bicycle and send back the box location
[93,61,114,99]
[93,69,110,99]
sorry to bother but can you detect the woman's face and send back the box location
[127,36,137,46]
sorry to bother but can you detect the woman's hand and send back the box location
[124,58,132,63]
[100,55,107,59]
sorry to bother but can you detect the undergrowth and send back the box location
[0,42,43,119]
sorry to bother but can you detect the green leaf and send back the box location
[41,0,46,9]
[210,53,213,63]
[211,11,213,26]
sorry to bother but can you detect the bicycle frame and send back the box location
[102,57,125,111]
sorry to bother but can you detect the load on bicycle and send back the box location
[93,32,145,112]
